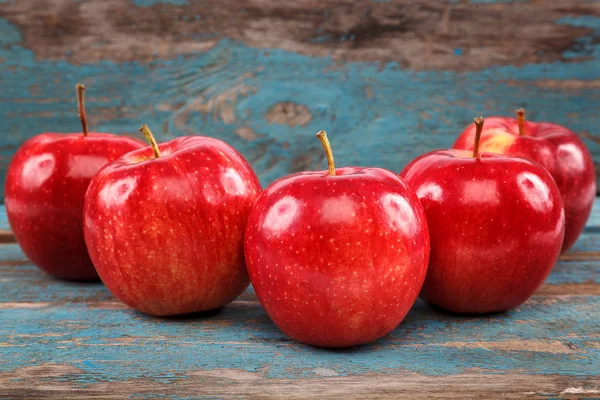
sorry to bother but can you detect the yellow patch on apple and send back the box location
[480,129,516,154]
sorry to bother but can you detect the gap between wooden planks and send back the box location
[0,230,15,243]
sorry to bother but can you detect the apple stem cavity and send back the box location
[316,130,336,176]
[76,83,89,137]
[516,108,526,135]
[139,124,161,159]
[472,116,484,158]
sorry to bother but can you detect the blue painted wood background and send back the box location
[0,0,599,201]
[0,201,599,397]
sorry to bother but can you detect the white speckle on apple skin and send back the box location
[244,166,430,348]
[84,136,262,316]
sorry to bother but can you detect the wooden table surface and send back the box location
[0,202,598,399]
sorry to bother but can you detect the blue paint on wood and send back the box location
[0,205,7,231]
[0,211,598,385]
[0,5,599,204]
[0,290,598,381]
[0,17,19,44]
[3,295,600,380]
[545,260,599,285]
[583,199,600,236]
[2,253,596,304]
[557,15,600,29]
[569,231,600,253]
[0,197,598,381]
[557,16,600,60]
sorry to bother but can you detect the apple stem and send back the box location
[472,116,484,158]
[516,108,526,135]
[139,124,161,158]
[76,83,89,137]
[316,130,336,176]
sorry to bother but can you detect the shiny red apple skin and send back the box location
[453,117,595,253]
[5,133,144,281]
[400,150,565,314]
[244,167,430,348]
[84,136,261,316]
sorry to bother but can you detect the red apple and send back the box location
[401,117,565,314]
[84,124,261,316]
[5,84,144,281]
[453,109,595,253]
[244,131,430,347]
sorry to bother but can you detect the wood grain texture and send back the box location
[0,0,597,69]
[0,262,599,398]
[0,0,599,396]
[1,367,599,399]
[0,0,600,201]
[0,201,599,398]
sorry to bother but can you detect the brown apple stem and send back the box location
[516,108,526,135]
[76,83,89,137]
[472,116,484,158]
[139,124,161,158]
[316,130,336,176]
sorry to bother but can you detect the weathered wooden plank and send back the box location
[0,242,598,397]
[1,260,597,303]
[0,296,598,397]
[0,244,598,396]
[1,367,599,399]
[0,205,8,232]
[585,197,600,230]
[0,293,598,378]
[0,0,599,202]
[0,234,598,304]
